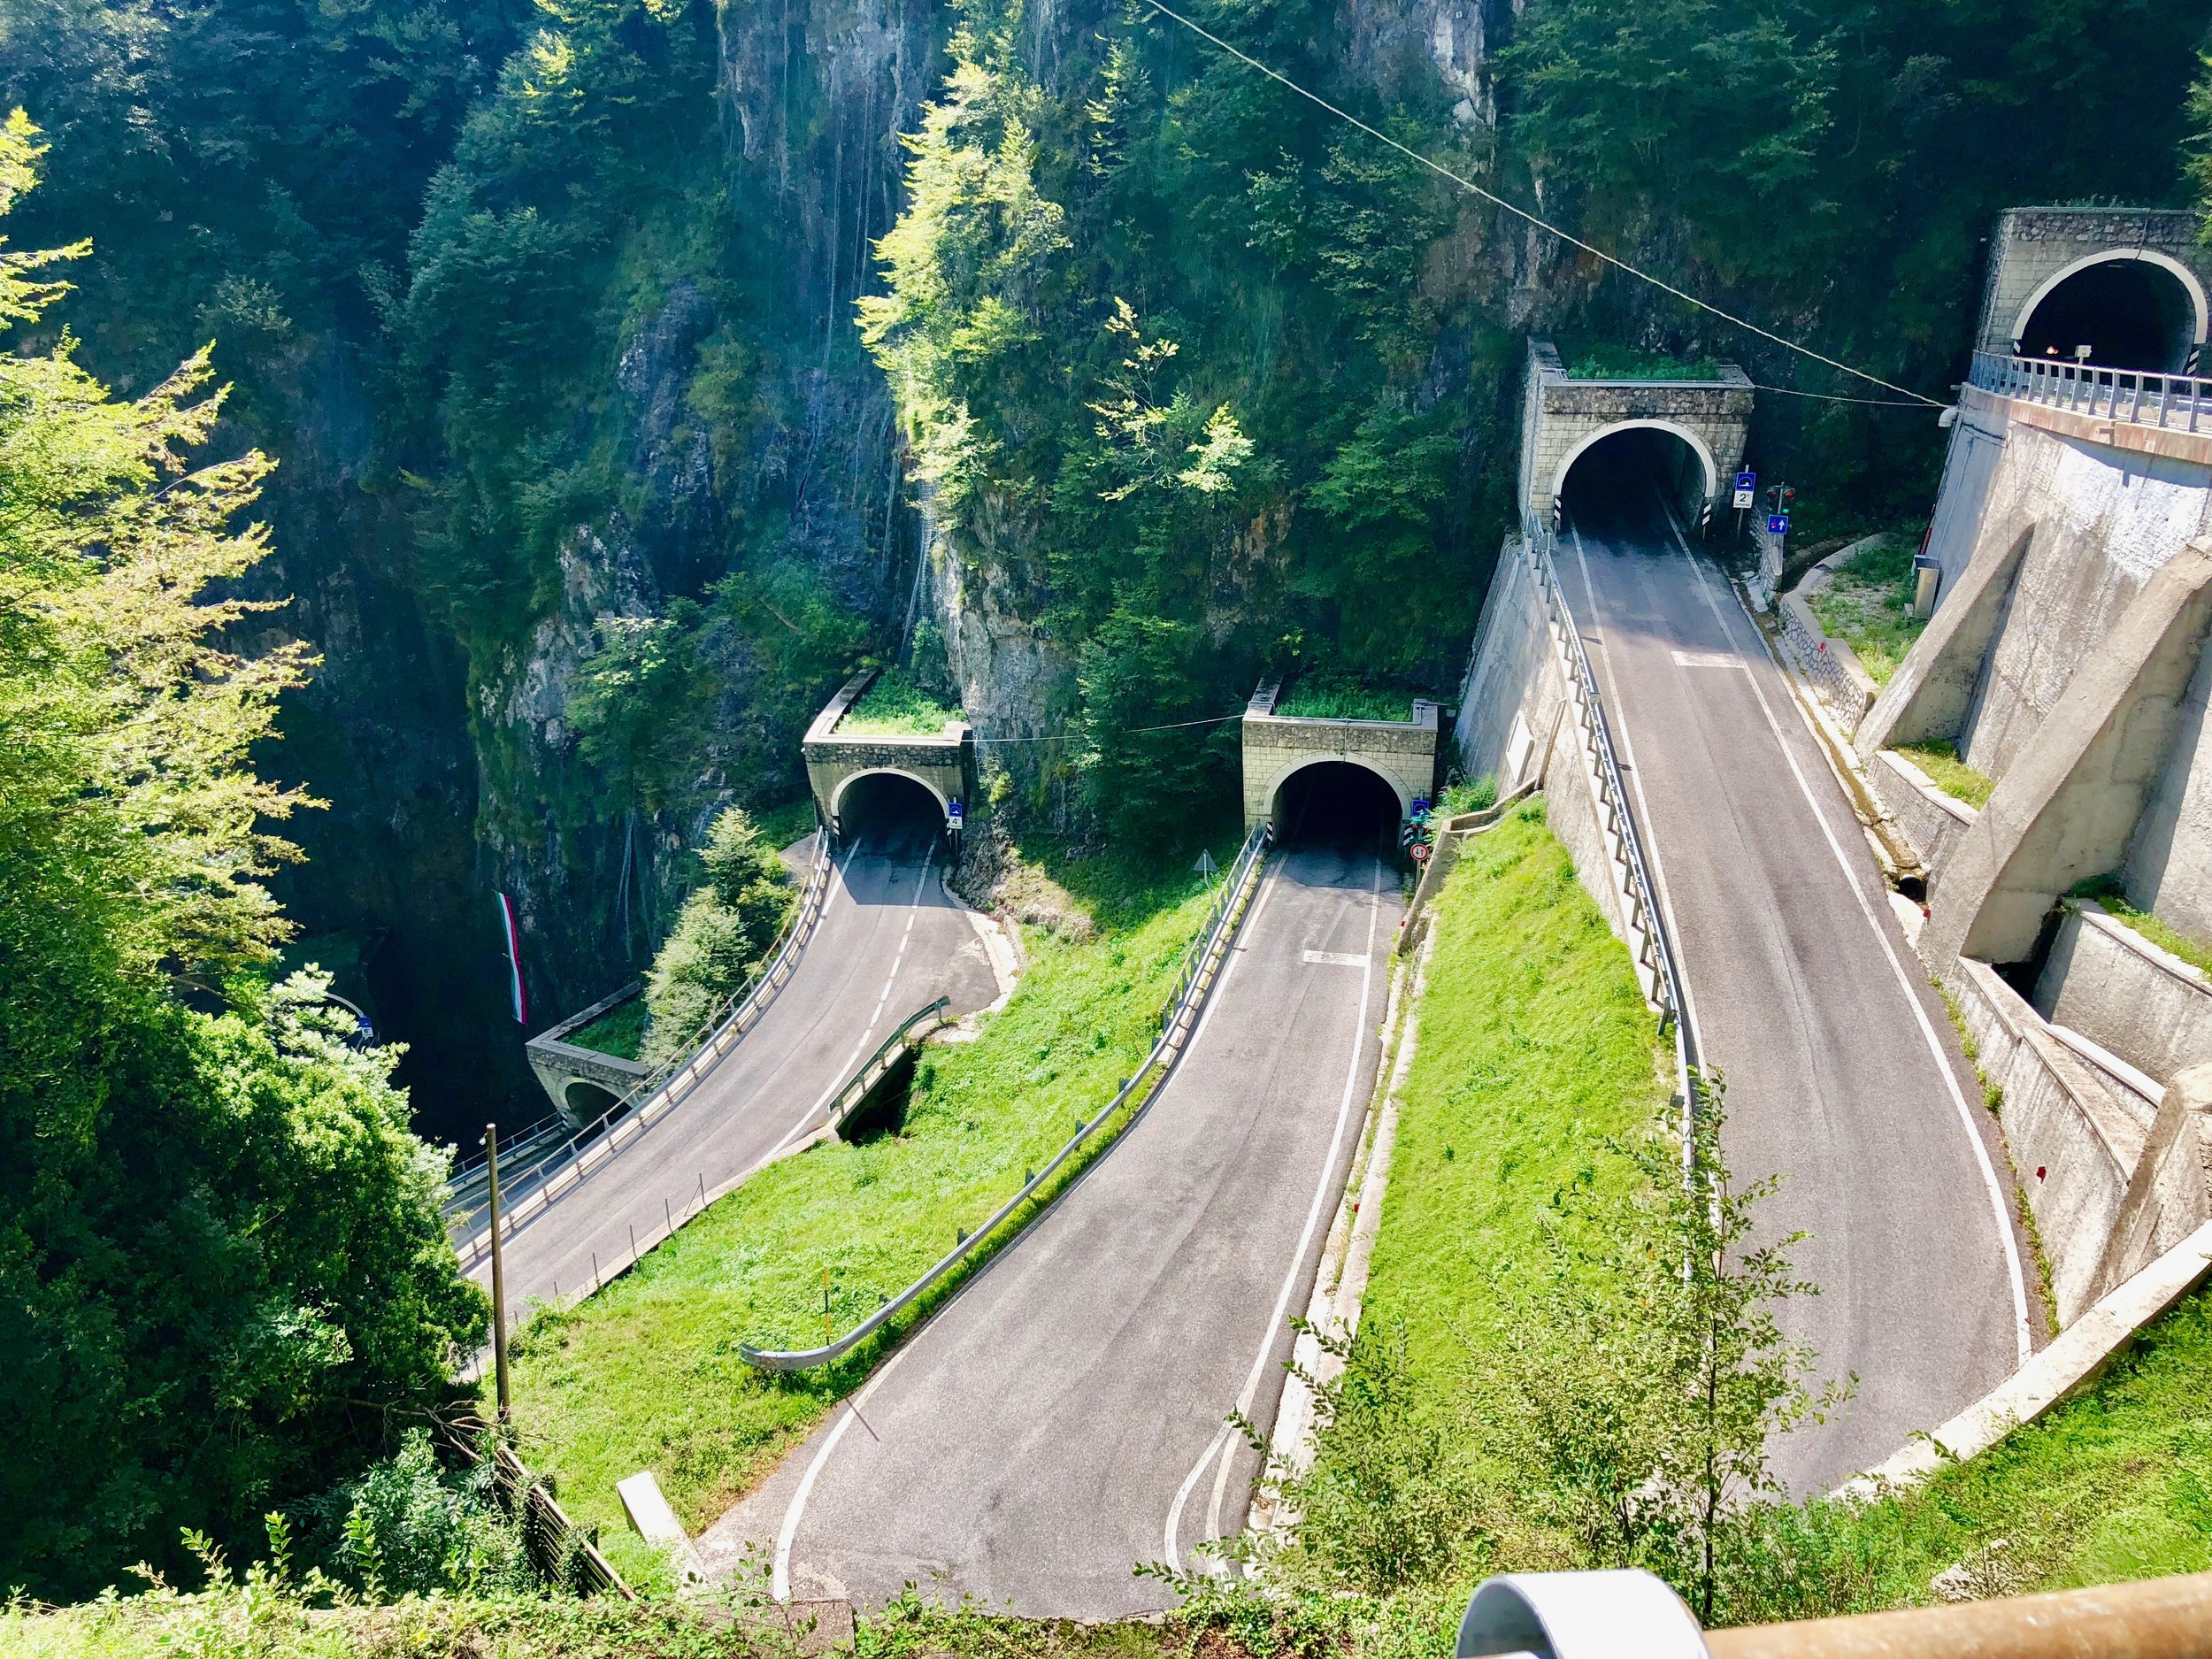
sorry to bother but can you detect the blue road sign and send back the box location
[1768,513,1791,534]
[1735,470,1756,491]
[949,800,964,819]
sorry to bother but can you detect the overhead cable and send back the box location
[972,712,1244,744]
[1141,0,1946,409]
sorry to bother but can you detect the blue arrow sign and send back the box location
[1768,513,1791,534]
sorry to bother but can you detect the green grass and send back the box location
[564,994,646,1061]
[1806,536,1928,686]
[752,797,820,850]
[1432,776,1498,819]
[839,666,963,736]
[1276,674,1414,723]
[1559,340,1727,381]
[1786,1284,2212,1609]
[1360,801,1668,1400]
[502,845,1234,1542]
[2072,876,2212,979]
[1892,740,1996,809]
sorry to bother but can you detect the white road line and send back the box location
[1165,857,1383,1572]
[1567,524,1709,1060]
[1302,949,1367,967]
[764,856,933,1160]
[776,853,1281,1601]
[1655,514,2034,1364]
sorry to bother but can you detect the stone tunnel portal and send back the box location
[2014,253,2206,373]
[833,768,948,855]
[565,1079,624,1121]
[1557,422,1714,538]
[1272,760,1406,854]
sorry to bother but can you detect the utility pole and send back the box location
[486,1122,511,1423]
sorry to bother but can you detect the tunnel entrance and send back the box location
[565,1079,623,1122]
[2016,257,2200,373]
[1273,761,1403,854]
[836,770,945,855]
[1557,424,1710,538]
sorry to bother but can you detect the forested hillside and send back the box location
[2,0,2203,1137]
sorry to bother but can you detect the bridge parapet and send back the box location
[1518,336,1754,530]
[1240,678,1440,833]
[802,668,974,843]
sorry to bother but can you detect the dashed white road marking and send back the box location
[1301,949,1367,967]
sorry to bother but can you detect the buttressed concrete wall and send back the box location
[1517,337,1754,528]
[1241,682,1439,832]
[1924,539,2212,969]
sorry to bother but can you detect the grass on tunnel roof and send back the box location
[839,665,963,736]
[498,833,1237,1567]
[1275,674,1416,723]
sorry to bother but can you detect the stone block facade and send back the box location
[801,669,974,839]
[1517,336,1754,526]
[525,983,651,1125]
[1975,207,2212,363]
[1240,680,1439,832]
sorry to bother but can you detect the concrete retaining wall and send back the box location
[1451,538,1631,947]
[2038,901,2212,1085]
[1951,957,2139,1325]
[1866,749,1977,882]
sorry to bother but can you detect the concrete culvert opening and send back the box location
[1559,425,1709,536]
[836,771,943,854]
[2016,258,2200,373]
[1273,761,1403,853]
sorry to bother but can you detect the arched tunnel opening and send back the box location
[2016,258,2199,373]
[565,1079,624,1125]
[836,770,945,856]
[1558,425,1709,541]
[1273,761,1403,855]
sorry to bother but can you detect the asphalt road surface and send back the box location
[475,819,1002,1312]
[742,833,1401,1617]
[1561,475,2033,1494]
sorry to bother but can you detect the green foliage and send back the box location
[314,1432,534,1599]
[1433,775,1497,818]
[565,995,647,1061]
[505,847,1225,1538]
[0,126,482,1601]
[1074,610,1237,849]
[1559,341,1727,381]
[840,666,964,736]
[1893,739,1995,809]
[1806,535,1927,685]
[1274,675,1411,723]
[641,807,795,1064]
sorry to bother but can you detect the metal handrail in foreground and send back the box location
[445,830,834,1263]
[741,823,1273,1371]
[1525,521,1700,1102]
[1456,1564,2212,1658]
[1971,349,2212,434]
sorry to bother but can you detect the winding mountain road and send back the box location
[1559,477,2035,1493]
[700,833,1402,1617]
[474,822,1002,1313]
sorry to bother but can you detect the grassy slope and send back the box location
[1804,1285,2212,1609]
[503,849,1228,1551]
[1893,739,1995,809]
[1361,802,1667,1398]
[2073,878,2212,980]
[1807,537,1926,686]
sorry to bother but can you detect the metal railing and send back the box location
[1525,521,1699,1103]
[741,823,1273,1371]
[445,831,834,1266]
[1972,349,2212,434]
[1457,1564,2212,1657]
[827,997,951,1138]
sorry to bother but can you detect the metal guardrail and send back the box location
[446,830,834,1266]
[827,997,951,1137]
[1971,349,2212,434]
[1526,521,1701,1106]
[741,823,1273,1371]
